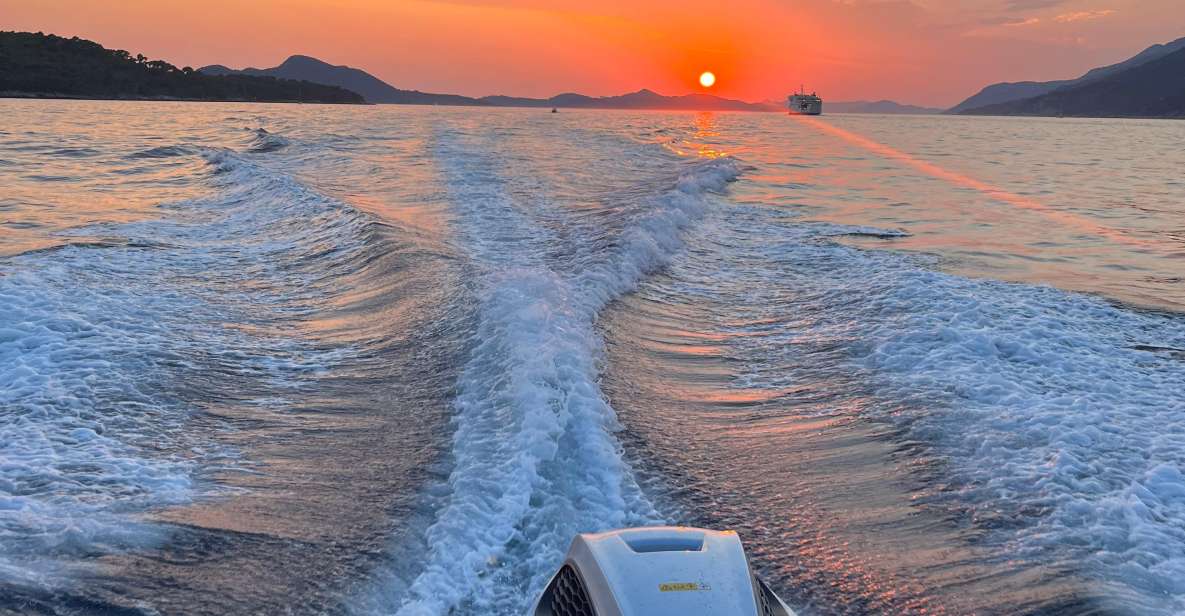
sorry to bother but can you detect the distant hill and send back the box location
[962,46,1185,118]
[826,100,941,114]
[950,36,1185,113]
[0,32,363,104]
[949,81,1069,114]
[482,88,771,111]
[203,55,772,111]
[200,55,485,105]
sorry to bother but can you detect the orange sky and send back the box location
[3,0,1184,107]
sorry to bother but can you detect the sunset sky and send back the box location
[3,0,1184,107]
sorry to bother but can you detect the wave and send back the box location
[14,238,173,257]
[686,209,1185,612]
[387,131,739,615]
[247,128,291,153]
[805,223,911,239]
[852,262,1185,612]
[127,145,194,159]
[0,249,209,581]
[48,147,101,158]
[0,132,387,588]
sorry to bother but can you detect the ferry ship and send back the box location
[787,88,823,115]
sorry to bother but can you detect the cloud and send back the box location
[1004,16,1041,26]
[1054,9,1116,22]
[1004,0,1066,9]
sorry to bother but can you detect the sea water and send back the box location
[1,100,1183,615]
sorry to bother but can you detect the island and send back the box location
[0,32,364,104]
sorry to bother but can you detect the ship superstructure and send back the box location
[787,87,823,115]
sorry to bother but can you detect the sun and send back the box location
[699,71,716,88]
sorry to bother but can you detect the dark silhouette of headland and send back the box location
[200,55,484,106]
[0,32,364,104]
[953,35,1185,117]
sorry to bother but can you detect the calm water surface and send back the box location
[1,100,1184,615]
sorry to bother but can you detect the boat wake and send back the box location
[387,128,739,615]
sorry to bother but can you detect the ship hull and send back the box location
[787,94,823,116]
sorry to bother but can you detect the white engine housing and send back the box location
[529,527,796,616]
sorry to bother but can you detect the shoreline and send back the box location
[5,95,1182,119]
[0,91,368,105]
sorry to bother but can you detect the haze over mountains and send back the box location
[204,38,1185,119]
[825,100,941,114]
[4,28,1181,118]
[202,55,948,113]
[483,89,772,111]
[200,55,772,111]
[202,56,937,114]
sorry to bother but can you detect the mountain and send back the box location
[949,81,1069,114]
[200,55,486,105]
[961,46,1185,118]
[202,56,773,111]
[826,100,942,114]
[0,32,363,104]
[950,36,1185,113]
[482,89,771,111]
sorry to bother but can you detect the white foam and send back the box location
[0,138,372,586]
[707,212,1185,612]
[389,134,738,614]
[0,261,197,576]
[852,265,1185,611]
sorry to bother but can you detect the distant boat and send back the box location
[788,87,823,115]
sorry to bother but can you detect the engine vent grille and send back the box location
[550,565,595,616]
[755,575,775,616]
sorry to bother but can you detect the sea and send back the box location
[2,99,1184,615]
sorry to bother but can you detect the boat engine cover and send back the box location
[531,527,790,616]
